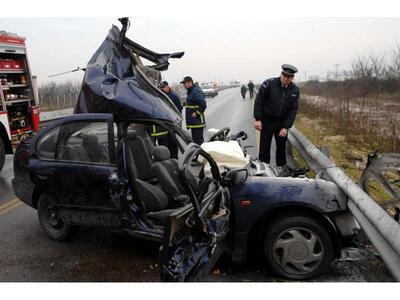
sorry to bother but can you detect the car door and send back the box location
[160,144,231,282]
[33,114,118,210]
[55,116,118,209]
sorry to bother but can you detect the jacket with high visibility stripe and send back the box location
[185,85,207,129]
[150,124,168,137]
[149,90,183,138]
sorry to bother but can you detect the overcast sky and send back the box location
[1,17,400,86]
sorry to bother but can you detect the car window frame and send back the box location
[36,117,117,166]
[35,125,61,160]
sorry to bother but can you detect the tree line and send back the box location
[302,44,400,98]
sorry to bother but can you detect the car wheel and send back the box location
[263,215,334,280]
[0,137,5,172]
[37,194,78,241]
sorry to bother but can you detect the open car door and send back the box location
[160,144,231,281]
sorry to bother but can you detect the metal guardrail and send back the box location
[287,126,400,280]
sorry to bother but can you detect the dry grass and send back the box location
[294,115,366,181]
[294,115,399,208]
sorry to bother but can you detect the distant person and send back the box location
[248,80,255,99]
[254,64,300,176]
[240,84,247,100]
[181,76,207,145]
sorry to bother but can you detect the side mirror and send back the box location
[223,168,248,186]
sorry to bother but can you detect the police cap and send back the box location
[281,64,298,76]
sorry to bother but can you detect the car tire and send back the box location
[0,137,5,172]
[37,194,78,241]
[263,215,334,280]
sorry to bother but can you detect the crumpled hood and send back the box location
[75,24,184,124]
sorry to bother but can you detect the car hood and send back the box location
[75,23,184,124]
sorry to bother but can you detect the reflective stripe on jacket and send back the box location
[185,85,207,129]
[150,124,168,137]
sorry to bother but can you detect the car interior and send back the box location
[57,122,110,164]
[124,122,215,226]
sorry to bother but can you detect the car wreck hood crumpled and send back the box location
[74,24,183,124]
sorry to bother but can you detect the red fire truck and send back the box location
[0,31,40,172]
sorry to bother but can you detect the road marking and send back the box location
[0,198,22,216]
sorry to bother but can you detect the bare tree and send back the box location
[352,56,374,79]
[38,80,81,111]
[385,43,400,80]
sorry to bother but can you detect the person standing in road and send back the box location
[150,81,183,158]
[254,64,300,176]
[248,80,255,99]
[160,81,182,113]
[181,76,207,145]
[240,84,247,100]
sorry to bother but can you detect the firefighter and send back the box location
[180,76,207,145]
[254,64,300,176]
[155,81,182,158]
[159,81,182,113]
[148,81,183,158]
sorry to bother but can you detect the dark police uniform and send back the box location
[248,81,255,99]
[241,85,247,99]
[254,64,300,166]
[185,84,207,145]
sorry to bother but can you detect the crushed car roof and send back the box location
[75,19,184,124]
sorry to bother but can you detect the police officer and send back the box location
[248,80,255,99]
[181,76,207,145]
[254,64,300,176]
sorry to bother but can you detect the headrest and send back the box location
[82,133,98,146]
[153,146,171,162]
[127,131,137,140]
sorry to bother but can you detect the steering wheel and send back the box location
[208,127,230,142]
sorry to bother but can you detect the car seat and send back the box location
[151,146,190,207]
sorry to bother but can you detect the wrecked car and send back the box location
[12,18,357,281]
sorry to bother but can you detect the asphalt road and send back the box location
[0,87,393,282]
